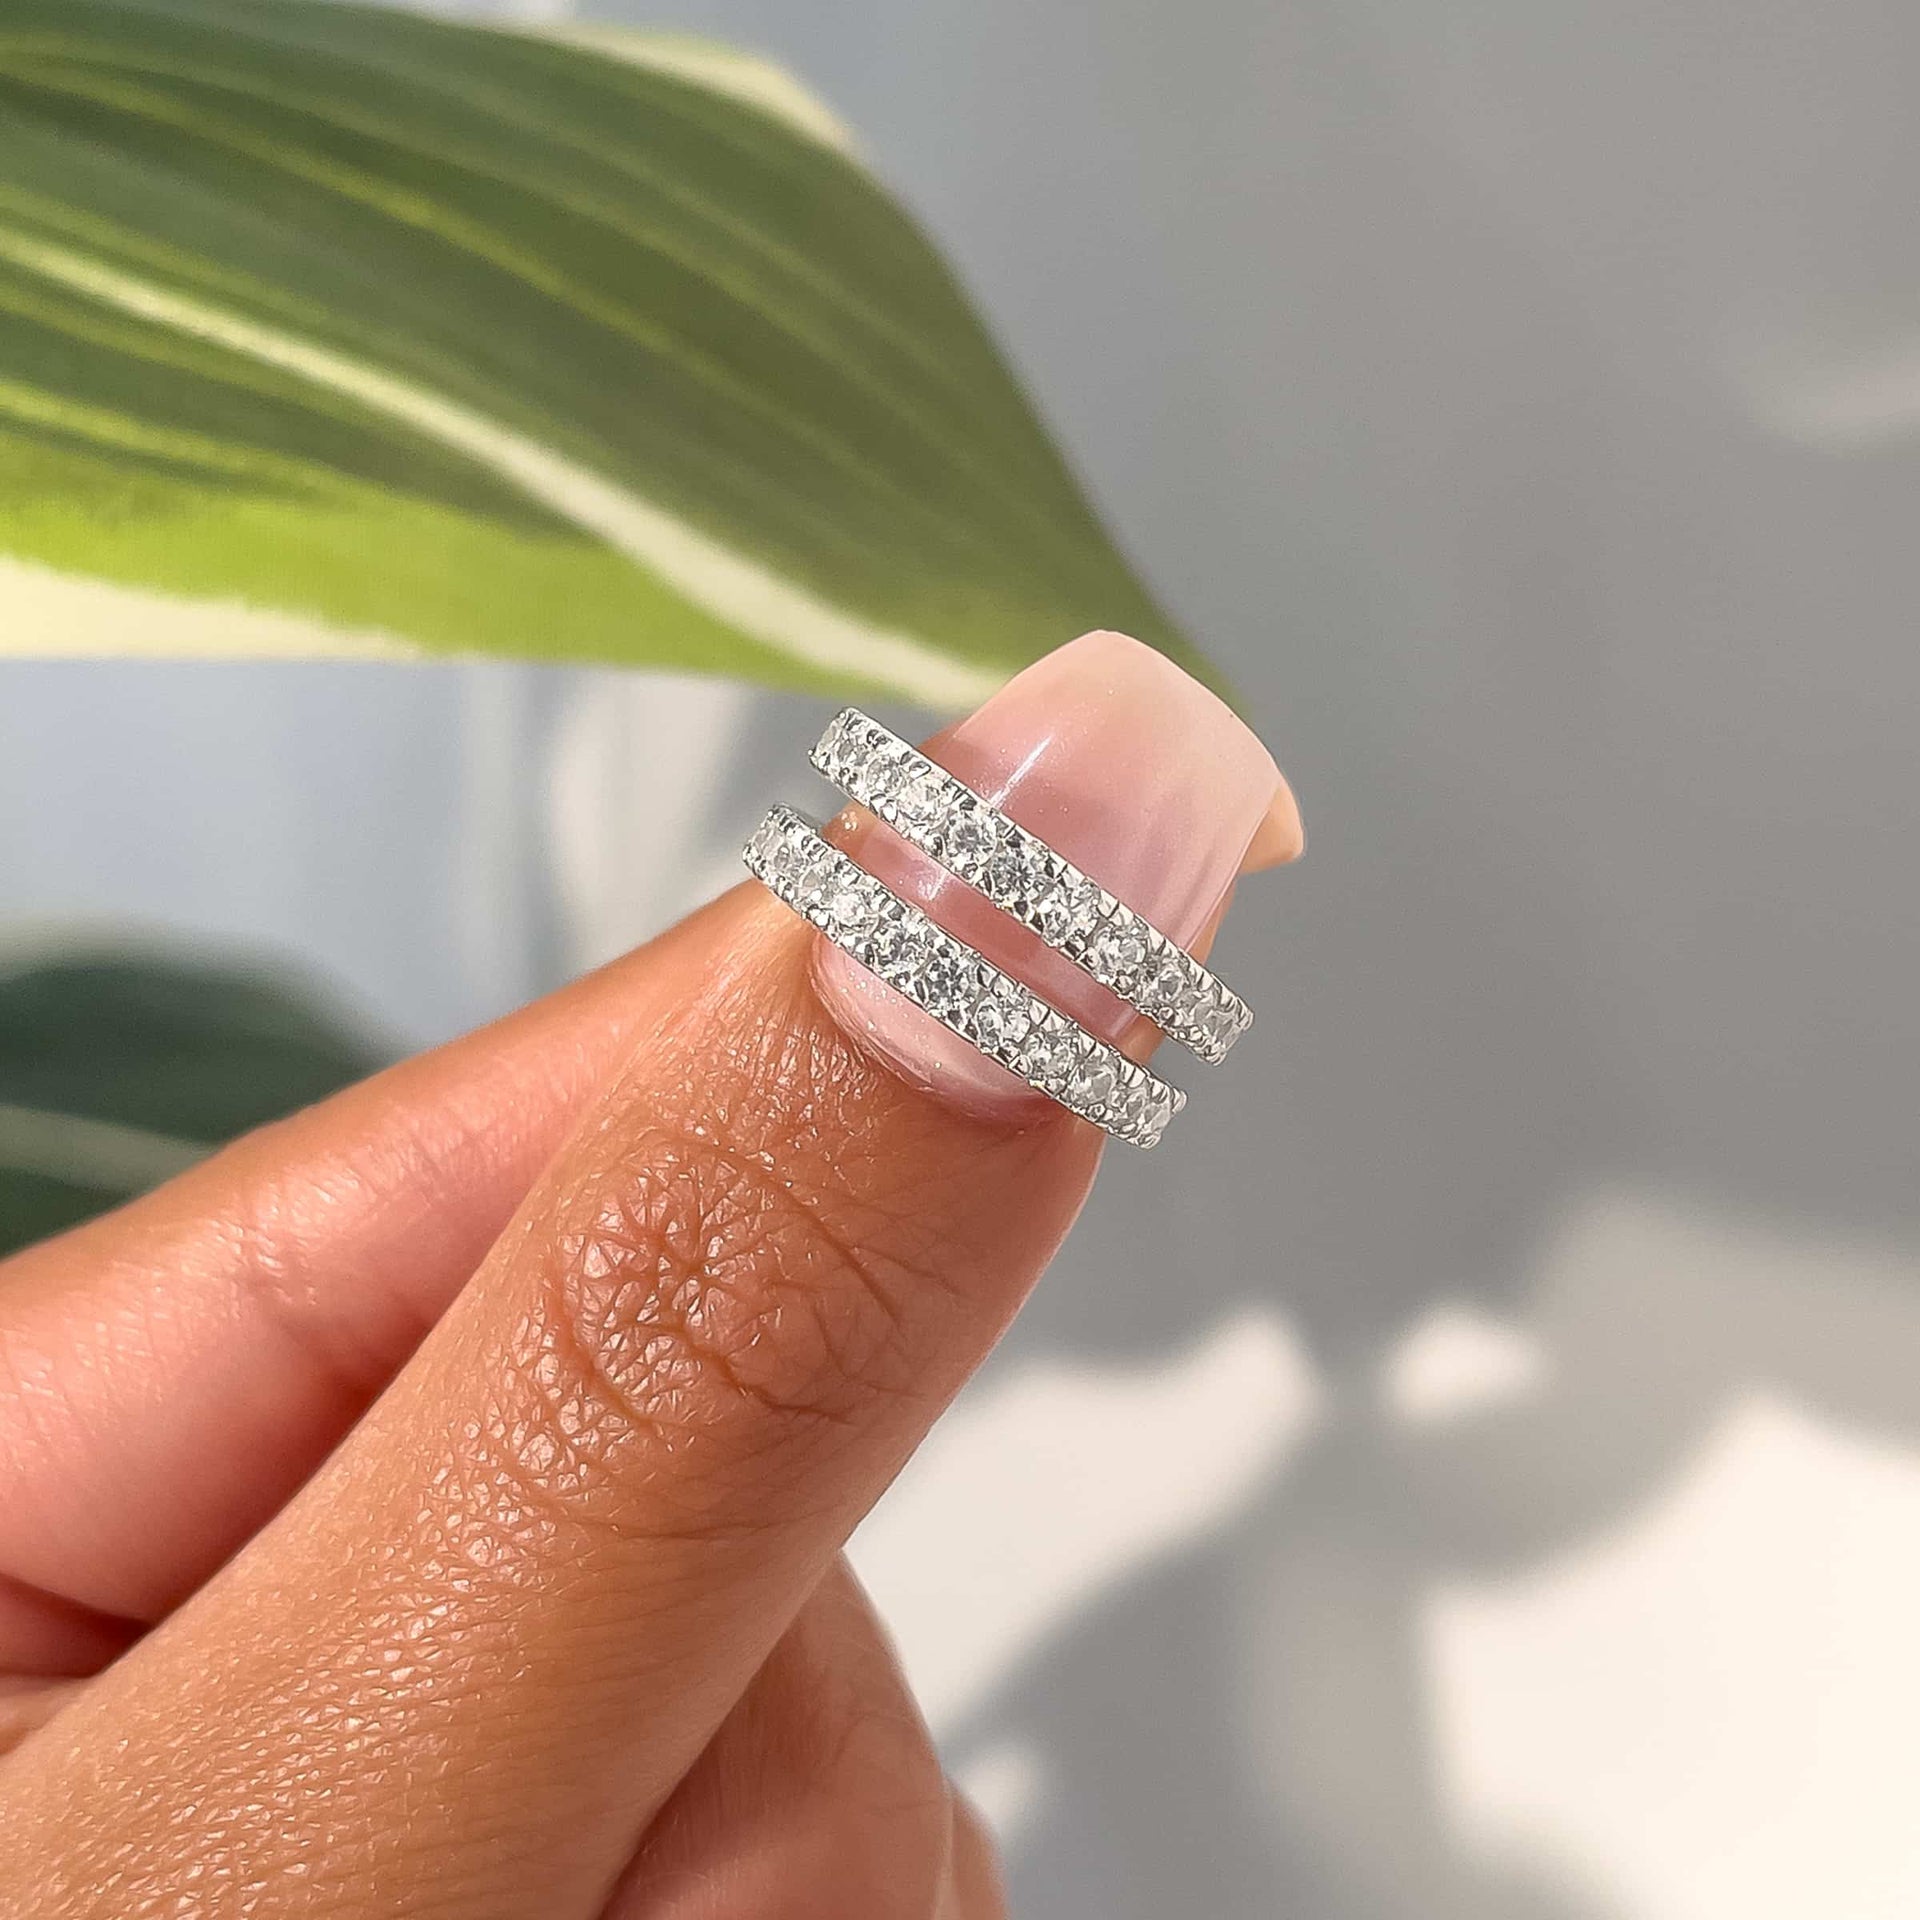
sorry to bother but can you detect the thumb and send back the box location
[0,633,1291,1919]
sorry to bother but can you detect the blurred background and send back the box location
[6,1,1920,1913]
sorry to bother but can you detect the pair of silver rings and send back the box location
[742,709,1252,1149]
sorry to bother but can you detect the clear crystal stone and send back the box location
[972,997,1008,1049]
[794,849,837,907]
[1070,1055,1117,1108]
[985,837,1029,903]
[865,746,911,803]
[815,721,852,783]
[1032,1025,1083,1087]
[954,962,996,1030]
[916,945,971,1017]
[1194,999,1238,1051]
[940,802,996,875]
[1148,963,1202,1025]
[1179,978,1218,1028]
[974,985,1033,1052]
[1012,1021,1055,1081]
[825,878,874,938]
[894,766,948,832]
[1030,881,1074,944]
[1092,921,1150,984]
[866,903,920,972]
[1065,880,1107,944]
[1141,950,1188,1014]
[1116,1078,1155,1132]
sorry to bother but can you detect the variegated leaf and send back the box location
[0,0,1205,705]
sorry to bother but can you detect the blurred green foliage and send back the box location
[0,955,381,1255]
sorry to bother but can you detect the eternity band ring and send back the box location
[810,709,1252,1064]
[744,806,1186,1149]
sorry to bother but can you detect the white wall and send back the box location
[6,3,1920,1915]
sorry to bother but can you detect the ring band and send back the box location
[744,806,1184,1148]
[810,709,1251,1063]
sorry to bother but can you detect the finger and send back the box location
[939,1794,1009,1920]
[0,896,729,1641]
[602,1559,955,1920]
[0,885,1077,1920]
[0,634,1288,1918]
[0,645,1300,1652]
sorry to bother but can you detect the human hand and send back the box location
[0,633,1299,1917]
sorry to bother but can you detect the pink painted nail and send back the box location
[812,630,1299,1121]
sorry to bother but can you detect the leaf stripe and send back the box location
[0,60,1104,620]
[0,38,1100,582]
[1,28,958,401]
[0,554,417,659]
[0,223,1003,707]
[0,1,1205,695]
[0,265,509,495]
[0,370,353,492]
[0,1098,210,1193]
[0,173,999,622]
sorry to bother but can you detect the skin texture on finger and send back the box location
[0,1678,84,1764]
[601,1559,965,1920]
[0,897,735,1652]
[0,632,1297,1676]
[0,893,1098,1919]
[0,631,1296,1914]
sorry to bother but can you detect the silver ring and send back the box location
[744,807,1185,1148]
[810,709,1251,1063]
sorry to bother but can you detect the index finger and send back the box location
[0,635,1295,1918]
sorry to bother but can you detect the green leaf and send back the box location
[0,951,382,1255]
[0,0,1208,705]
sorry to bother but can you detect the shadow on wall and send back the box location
[951,1188,1920,1920]
[709,0,1920,1913]
[509,0,1920,1906]
[887,266,1919,1906]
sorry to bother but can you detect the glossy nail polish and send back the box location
[812,631,1299,1119]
